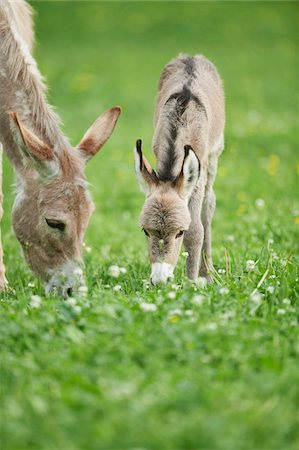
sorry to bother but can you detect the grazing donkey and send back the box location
[0,0,121,295]
[134,55,224,284]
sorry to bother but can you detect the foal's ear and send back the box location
[9,112,57,175]
[134,139,158,195]
[77,106,121,162]
[175,145,200,199]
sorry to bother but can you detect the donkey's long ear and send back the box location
[134,139,158,195]
[77,106,121,162]
[9,112,57,176]
[175,145,200,199]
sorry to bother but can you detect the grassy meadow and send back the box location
[1,1,298,449]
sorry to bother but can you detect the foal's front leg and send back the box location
[0,143,7,290]
[183,187,204,281]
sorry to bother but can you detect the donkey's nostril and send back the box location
[66,287,73,297]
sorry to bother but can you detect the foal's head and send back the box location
[134,140,200,285]
[9,107,120,296]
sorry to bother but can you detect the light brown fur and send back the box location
[135,54,224,284]
[0,0,121,295]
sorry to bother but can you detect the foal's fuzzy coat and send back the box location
[135,55,224,284]
[0,0,121,295]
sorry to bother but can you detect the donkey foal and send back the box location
[135,55,224,285]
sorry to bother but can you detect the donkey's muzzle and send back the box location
[44,260,85,298]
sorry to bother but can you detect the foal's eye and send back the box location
[175,230,184,238]
[46,218,66,232]
[142,228,149,237]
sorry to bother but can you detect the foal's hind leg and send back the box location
[0,143,7,290]
[199,141,223,281]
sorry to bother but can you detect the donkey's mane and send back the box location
[0,2,70,152]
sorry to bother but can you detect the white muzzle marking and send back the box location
[150,262,174,285]
[45,260,85,297]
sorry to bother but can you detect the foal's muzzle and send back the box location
[150,262,174,285]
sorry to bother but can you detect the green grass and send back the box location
[1,1,299,449]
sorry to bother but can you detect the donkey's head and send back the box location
[9,107,120,296]
[134,140,200,284]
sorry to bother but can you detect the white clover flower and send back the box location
[255,198,265,209]
[171,283,180,290]
[277,308,285,315]
[30,295,42,308]
[246,260,256,271]
[219,287,229,295]
[167,291,176,299]
[218,268,226,274]
[182,251,189,258]
[73,305,82,314]
[169,308,183,316]
[192,294,205,305]
[226,235,235,242]
[108,265,121,278]
[206,322,218,331]
[120,267,127,274]
[282,298,291,305]
[250,291,262,304]
[185,309,194,316]
[221,310,236,320]
[66,297,77,306]
[113,285,122,292]
[73,267,83,277]
[28,282,35,288]
[83,243,92,253]
[78,285,88,295]
[268,238,274,246]
[266,285,275,294]
[140,302,157,312]
[195,277,207,289]
[142,279,150,290]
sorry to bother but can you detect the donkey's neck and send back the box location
[0,4,70,153]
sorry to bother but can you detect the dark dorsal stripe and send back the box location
[181,56,196,79]
[157,85,206,182]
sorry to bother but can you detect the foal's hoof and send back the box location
[192,274,213,288]
[0,276,8,292]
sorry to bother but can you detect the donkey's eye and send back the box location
[46,218,66,232]
[142,228,149,237]
[175,230,184,238]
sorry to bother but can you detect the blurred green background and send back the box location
[1,1,298,449]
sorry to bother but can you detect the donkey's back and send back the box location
[0,0,34,52]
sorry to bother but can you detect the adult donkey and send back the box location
[0,0,121,295]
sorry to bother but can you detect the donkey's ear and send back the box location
[9,112,57,176]
[134,139,158,195]
[78,106,121,162]
[176,145,200,199]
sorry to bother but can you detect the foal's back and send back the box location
[154,55,225,169]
